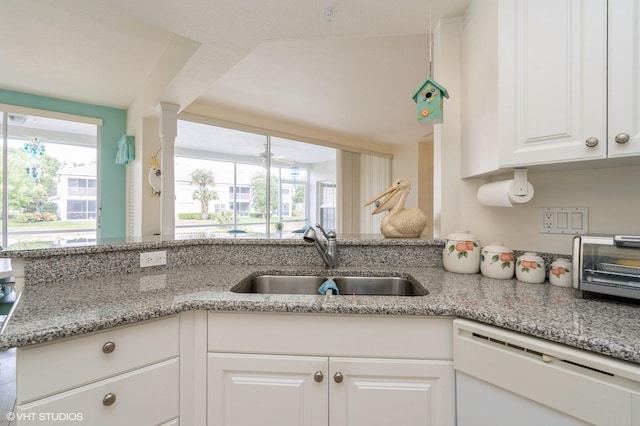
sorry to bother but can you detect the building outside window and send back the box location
[53,166,97,220]
[66,199,97,220]
[228,186,250,216]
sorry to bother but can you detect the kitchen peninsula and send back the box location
[2,237,640,425]
[2,236,639,361]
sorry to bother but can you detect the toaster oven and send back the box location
[573,235,640,300]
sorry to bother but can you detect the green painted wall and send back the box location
[0,89,127,239]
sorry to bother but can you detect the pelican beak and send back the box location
[364,185,401,215]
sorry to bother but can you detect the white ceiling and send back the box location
[0,0,469,147]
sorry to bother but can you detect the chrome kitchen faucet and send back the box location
[303,224,337,269]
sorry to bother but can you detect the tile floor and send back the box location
[0,348,15,426]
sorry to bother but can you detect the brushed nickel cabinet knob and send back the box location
[615,133,630,144]
[334,372,344,383]
[103,393,116,406]
[585,137,599,147]
[102,342,116,354]
[314,371,324,383]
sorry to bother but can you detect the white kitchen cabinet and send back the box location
[207,312,456,426]
[461,0,639,178]
[329,357,454,426]
[208,353,328,426]
[15,316,180,425]
[208,353,453,426]
[608,0,640,159]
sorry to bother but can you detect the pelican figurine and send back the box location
[364,177,427,238]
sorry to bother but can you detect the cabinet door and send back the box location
[498,0,607,166]
[207,353,328,426]
[608,0,640,158]
[329,357,455,426]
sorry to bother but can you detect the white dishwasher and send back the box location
[453,319,640,426]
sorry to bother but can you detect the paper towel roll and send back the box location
[477,179,534,207]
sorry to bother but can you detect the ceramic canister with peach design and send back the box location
[515,252,546,284]
[443,231,481,274]
[549,258,572,287]
[480,243,515,279]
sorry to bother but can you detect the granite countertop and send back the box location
[1,263,639,365]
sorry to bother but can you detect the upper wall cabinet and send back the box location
[608,0,640,159]
[461,0,640,178]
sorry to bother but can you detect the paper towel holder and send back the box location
[476,168,534,207]
[513,168,529,196]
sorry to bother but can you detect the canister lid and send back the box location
[517,252,544,262]
[551,258,572,267]
[482,242,512,253]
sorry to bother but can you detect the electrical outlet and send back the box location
[543,212,554,229]
[140,251,166,267]
[539,207,588,235]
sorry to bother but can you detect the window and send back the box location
[318,181,337,231]
[66,199,97,220]
[68,178,97,197]
[1,109,98,248]
[227,186,250,216]
[174,119,336,237]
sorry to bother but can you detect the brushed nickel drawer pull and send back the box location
[102,342,116,354]
[103,393,116,406]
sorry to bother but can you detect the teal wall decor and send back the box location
[116,135,135,165]
[411,77,449,123]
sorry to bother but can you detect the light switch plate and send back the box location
[539,207,588,235]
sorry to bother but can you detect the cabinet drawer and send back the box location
[16,358,179,426]
[208,312,453,359]
[17,315,179,403]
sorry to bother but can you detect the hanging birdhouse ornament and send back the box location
[411,77,449,124]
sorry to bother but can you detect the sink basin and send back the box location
[231,274,427,296]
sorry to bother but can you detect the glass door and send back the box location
[1,110,98,249]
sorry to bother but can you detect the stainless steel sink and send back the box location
[231,274,427,296]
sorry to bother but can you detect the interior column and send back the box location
[157,102,179,237]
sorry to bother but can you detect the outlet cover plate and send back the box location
[539,207,589,235]
[140,250,167,267]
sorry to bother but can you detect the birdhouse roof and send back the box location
[411,77,450,102]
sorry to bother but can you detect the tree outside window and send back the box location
[4,147,59,219]
[249,171,279,218]
[190,169,218,220]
